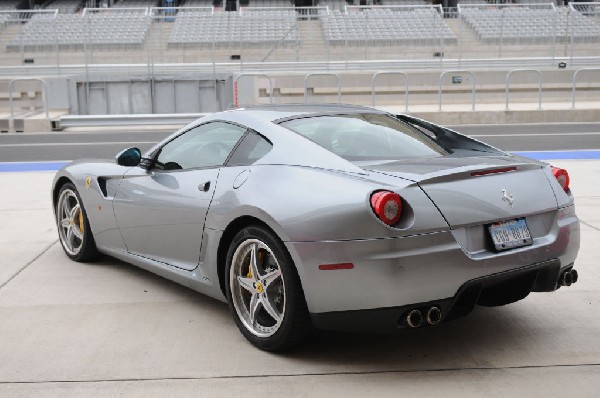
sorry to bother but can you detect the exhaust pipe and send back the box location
[426,306,442,325]
[406,309,422,328]
[571,269,579,284]
[560,270,573,287]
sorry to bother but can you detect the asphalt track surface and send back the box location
[0,123,599,397]
[1,122,600,163]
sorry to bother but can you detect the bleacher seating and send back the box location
[2,2,599,56]
[461,5,600,44]
[112,0,158,7]
[44,0,82,14]
[0,13,10,29]
[0,1,21,10]
[250,0,293,7]
[182,0,213,6]
[168,9,299,47]
[9,11,152,50]
[322,7,457,45]
[318,0,346,12]
[383,0,428,5]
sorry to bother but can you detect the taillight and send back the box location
[551,166,570,192]
[370,191,402,226]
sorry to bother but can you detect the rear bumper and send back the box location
[310,259,570,332]
[286,206,580,315]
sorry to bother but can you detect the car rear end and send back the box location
[278,111,580,332]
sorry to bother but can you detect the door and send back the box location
[113,121,247,270]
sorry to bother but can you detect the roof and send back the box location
[230,104,387,123]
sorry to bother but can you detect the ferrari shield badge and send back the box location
[85,176,91,189]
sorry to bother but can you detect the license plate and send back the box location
[488,218,533,251]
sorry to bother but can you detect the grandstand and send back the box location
[460,3,600,44]
[251,1,293,7]
[168,8,299,47]
[322,6,457,45]
[43,0,82,13]
[112,0,158,7]
[0,1,22,10]
[0,2,598,64]
[8,8,152,51]
[0,0,599,126]
[0,1,597,64]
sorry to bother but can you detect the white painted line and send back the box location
[0,141,158,147]
[470,132,600,138]
[449,122,600,127]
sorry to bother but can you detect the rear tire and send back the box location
[56,183,99,262]
[225,225,313,351]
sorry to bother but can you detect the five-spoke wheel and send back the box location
[230,238,286,338]
[226,226,313,351]
[56,183,98,262]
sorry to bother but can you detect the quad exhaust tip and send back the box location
[406,310,422,328]
[426,306,442,325]
[571,269,579,284]
[560,269,579,287]
[406,307,443,328]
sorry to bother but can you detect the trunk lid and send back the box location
[362,155,558,228]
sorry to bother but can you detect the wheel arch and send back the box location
[216,215,299,297]
[52,176,74,216]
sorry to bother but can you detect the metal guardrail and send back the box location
[505,69,542,110]
[57,113,205,129]
[572,67,600,109]
[304,72,341,104]
[439,70,476,111]
[230,68,598,113]
[371,71,409,111]
[1,57,600,78]
[234,73,274,108]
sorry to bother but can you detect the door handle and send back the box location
[199,181,211,192]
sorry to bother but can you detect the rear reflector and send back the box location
[319,263,354,271]
[471,167,517,177]
[551,166,570,192]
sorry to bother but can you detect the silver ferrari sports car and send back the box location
[52,105,580,351]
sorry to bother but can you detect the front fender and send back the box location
[52,159,131,252]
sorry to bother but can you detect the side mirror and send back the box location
[116,147,142,167]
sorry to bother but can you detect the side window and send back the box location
[226,130,273,167]
[155,122,247,170]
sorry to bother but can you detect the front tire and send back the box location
[225,225,313,351]
[56,183,99,262]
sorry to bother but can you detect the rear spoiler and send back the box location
[394,114,506,156]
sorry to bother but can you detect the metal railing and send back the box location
[304,72,341,104]
[230,68,599,112]
[505,69,543,110]
[572,67,600,108]
[439,70,476,111]
[234,73,273,107]
[0,5,599,71]
[371,71,408,111]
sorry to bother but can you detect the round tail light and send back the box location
[370,191,402,226]
[551,166,570,192]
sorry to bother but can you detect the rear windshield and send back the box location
[280,113,448,161]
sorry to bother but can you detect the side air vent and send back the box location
[97,177,108,197]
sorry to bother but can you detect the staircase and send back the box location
[296,19,331,62]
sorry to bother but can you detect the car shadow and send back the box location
[88,254,563,368]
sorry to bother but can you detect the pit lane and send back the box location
[0,124,598,397]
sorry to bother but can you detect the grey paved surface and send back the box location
[0,160,598,397]
[1,122,599,161]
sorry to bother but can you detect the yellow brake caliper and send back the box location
[78,210,84,233]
